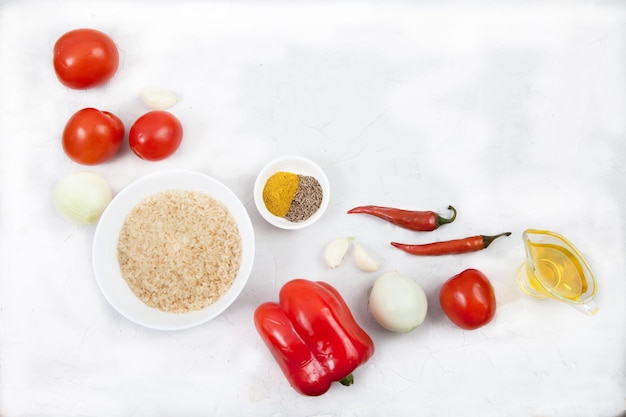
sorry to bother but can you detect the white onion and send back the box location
[369,271,428,333]
[53,171,113,225]
[324,237,352,268]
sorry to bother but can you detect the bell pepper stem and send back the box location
[340,374,354,386]
[436,205,457,226]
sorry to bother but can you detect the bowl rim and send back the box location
[253,155,330,230]
[92,169,255,330]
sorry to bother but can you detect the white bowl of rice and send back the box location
[92,170,255,330]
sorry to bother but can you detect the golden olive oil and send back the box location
[526,242,588,301]
[519,229,598,315]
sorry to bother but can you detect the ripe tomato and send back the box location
[62,108,125,165]
[439,268,496,330]
[53,28,119,89]
[129,111,183,161]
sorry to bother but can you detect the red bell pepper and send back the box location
[254,279,375,396]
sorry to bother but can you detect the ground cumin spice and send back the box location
[285,175,322,222]
[262,171,323,222]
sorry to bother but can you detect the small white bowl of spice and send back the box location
[254,155,330,230]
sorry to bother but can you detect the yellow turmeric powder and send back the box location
[262,171,300,217]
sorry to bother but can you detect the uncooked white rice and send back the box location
[117,189,242,313]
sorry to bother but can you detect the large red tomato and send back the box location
[439,268,496,330]
[129,111,183,161]
[53,28,119,89]
[62,108,125,165]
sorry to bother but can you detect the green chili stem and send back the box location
[482,232,512,248]
[436,205,457,226]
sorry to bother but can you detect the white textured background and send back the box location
[1,1,625,416]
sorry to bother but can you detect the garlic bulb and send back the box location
[369,271,428,333]
[324,237,352,268]
[53,171,113,225]
[354,243,380,272]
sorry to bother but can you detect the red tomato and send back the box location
[53,28,119,89]
[129,111,183,161]
[439,268,496,330]
[62,108,125,165]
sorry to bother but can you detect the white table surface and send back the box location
[1,1,625,416]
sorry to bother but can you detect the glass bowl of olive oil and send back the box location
[518,229,598,315]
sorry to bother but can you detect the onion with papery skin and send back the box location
[369,271,428,333]
[53,171,112,225]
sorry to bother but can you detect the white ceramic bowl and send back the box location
[92,170,255,330]
[254,155,330,230]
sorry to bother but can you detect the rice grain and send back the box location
[117,190,242,313]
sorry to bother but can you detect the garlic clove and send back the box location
[324,237,352,268]
[354,243,381,272]
[141,87,178,110]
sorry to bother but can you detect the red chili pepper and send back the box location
[254,279,375,396]
[347,205,457,231]
[391,232,511,256]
